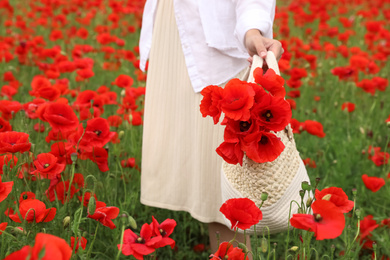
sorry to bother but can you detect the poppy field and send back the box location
[0,0,389,259]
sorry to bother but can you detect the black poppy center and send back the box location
[262,110,273,122]
[159,228,167,237]
[239,121,251,132]
[95,130,102,136]
[136,237,145,244]
[314,213,322,222]
[44,163,50,168]
[260,136,268,145]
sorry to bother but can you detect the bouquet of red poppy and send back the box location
[201,52,310,235]
[200,62,291,165]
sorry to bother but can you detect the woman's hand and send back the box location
[244,29,283,61]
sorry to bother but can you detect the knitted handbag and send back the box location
[219,51,310,234]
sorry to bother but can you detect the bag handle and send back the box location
[247,51,280,83]
[246,51,294,140]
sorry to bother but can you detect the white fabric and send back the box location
[139,0,276,93]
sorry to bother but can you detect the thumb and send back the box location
[255,40,267,59]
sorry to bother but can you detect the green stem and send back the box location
[86,224,99,258]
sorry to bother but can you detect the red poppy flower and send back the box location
[302,120,326,138]
[8,198,56,223]
[361,174,385,192]
[78,191,97,207]
[287,90,300,98]
[359,215,379,240]
[341,102,355,112]
[111,74,134,88]
[250,93,291,131]
[220,198,262,230]
[0,100,22,120]
[0,153,18,174]
[70,236,87,253]
[0,175,13,203]
[220,79,255,121]
[0,117,12,132]
[121,157,137,168]
[118,224,162,260]
[46,181,78,204]
[0,131,31,154]
[31,153,66,179]
[107,115,123,127]
[72,90,98,109]
[290,118,303,134]
[87,205,119,229]
[150,216,176,249]
[253,67,286,97]
[37,102,79,133]
[303,158,317,168]
[0,222,7,235]
[81,147,109,172]
[216,139,244,166]
[4,233,72,260]
[210,242,248,260]
[200,85,224,124]
[69,118,115,151]
[241,131,285,163]
[315,187,354,213]
[290,200,345,240]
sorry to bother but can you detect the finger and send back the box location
[247,57,253,66]
[267,40,283,61]
[254,40,267,59]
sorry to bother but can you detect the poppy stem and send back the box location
[115,224,125,260]
[86,223,99,258]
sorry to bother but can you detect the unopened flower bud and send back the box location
[238,243,248,253]
[88,196,96,215]
[355,209,360,218]
[299,190,305,198]
[63,216,71,228]
[260,237,268,253]
[261,192,268,201]
[306,197,313,207]
[128,215,137,229]
[71,153,78,163]
[298,207,304,214]
[82,120,88,128]
[118,130,124,139]
[290,246,299,252]
[121,89,126,97]
[352,188,357,196]
[301,181,311,191]
[372,242,377,250]
[387,121,390,128]
[13,227,25,235]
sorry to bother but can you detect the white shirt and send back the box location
[139,0,276,93]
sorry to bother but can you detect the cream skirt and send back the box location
[140,0,247,224]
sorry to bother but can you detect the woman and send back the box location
[139,0,283,254]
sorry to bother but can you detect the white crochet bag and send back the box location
[220,51,310,234]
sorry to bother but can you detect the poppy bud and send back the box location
[298,207,304,214]
[372,242,377,250]
[301,181,311,191]
[71,153,78,163]
[299,190,305,198]
[63,216,71,228]
[88,196,96,215]
[355,209,360,218]
[260,192,268,202]
[289,246,299,252]
[238,243,248,253]
[128,215,137,229]
[121,89,126,97]
[387,121,390,128]
[12,227,25,235]
[260,237,268,253]
[82,120,88,128]
[352,188,357,196]
[315,177,321,185]
[306,197,313,207]
[118,130,124,139]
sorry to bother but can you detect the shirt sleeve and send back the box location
[231,0,276,49]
